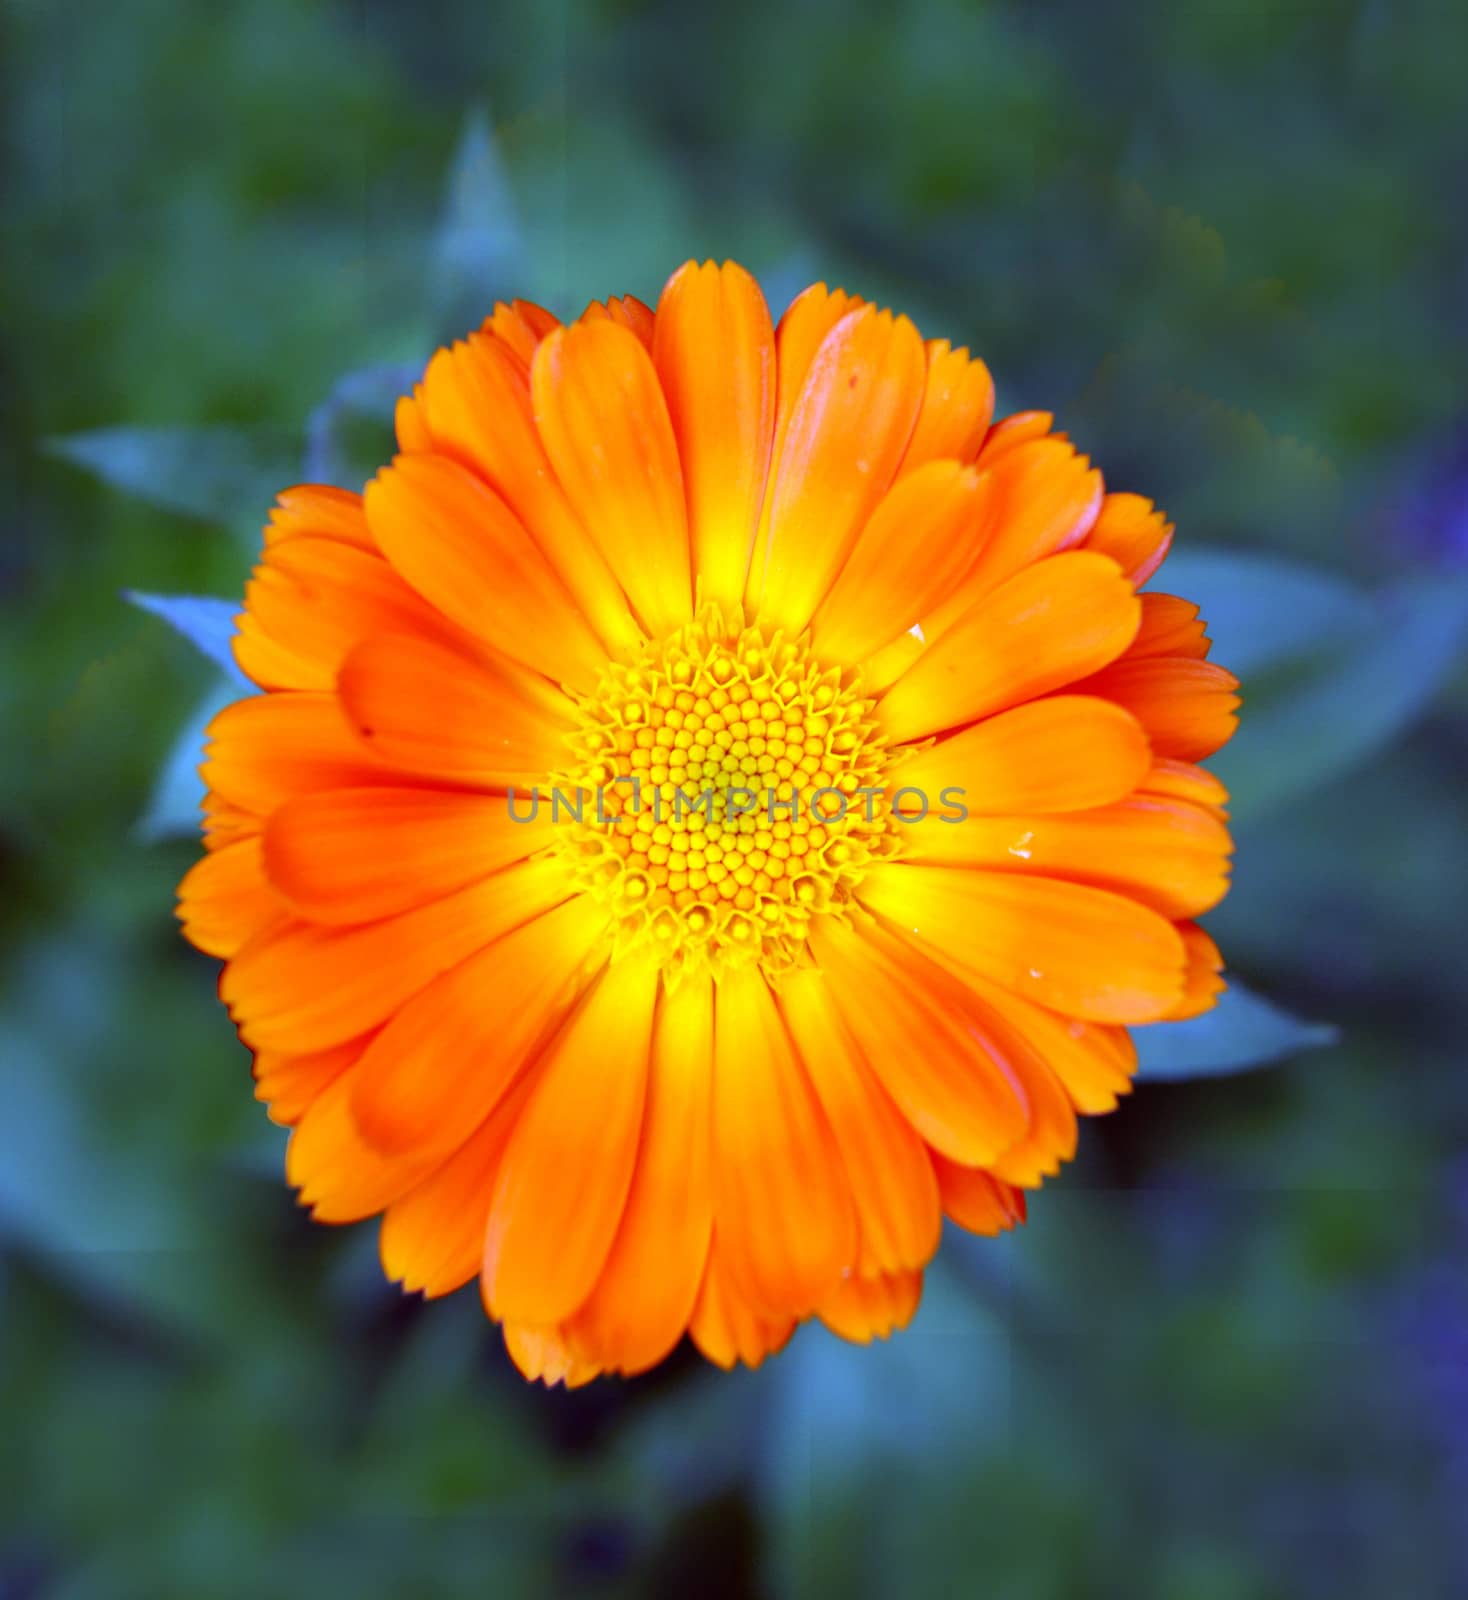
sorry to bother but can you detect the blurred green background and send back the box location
[5,1,1468,1595]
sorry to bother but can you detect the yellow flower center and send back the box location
[547,604,901,982]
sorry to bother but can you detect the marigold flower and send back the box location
[179,261,1239,1383]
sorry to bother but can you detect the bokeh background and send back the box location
[5,2,1468,1595]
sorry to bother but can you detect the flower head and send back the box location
[179,261,1239,1382]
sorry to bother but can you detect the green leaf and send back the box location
[138,674,251,841]
[1217,573,1468,818]
[1156,549,1373,676]
[45,424,302,533]
[1134,981,1336,1079]
[126,591,250,686]
[433,108,522,333]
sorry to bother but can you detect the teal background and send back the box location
[4,2,1468,1596]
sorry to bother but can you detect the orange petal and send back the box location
[902,795,1233,921]
[500,1321,602,1388]
[890,695,1151,816]
[262,787,552,925]
[202,693,399,816]
[1127,593,1211,660]
[580,294,656,349]
[900,340,995,472]
[348,893,610,1163]
[379,1070,539,1298]
[412,331,641,657]
[365,453,606,691]
[807,917,1031,1166]
[976,1011,1078,1187]
[711,967,856,1317]
[337,632,574,787]
[395,389,433,454]
[957,437,1104,597]
[1161,921,1226,1019]
[253,1037,361,1127]
[222,855,572,1053]
[482,299,561,365]
[233,536,455,693]
[177,835,282,958]
[975,410,1053,465]
[286,1058,443,1222]
[930,1155,1027,1235]
[566,970,715,1375]
[483,954,659,1324]
[1082,492,1174,585]
[1139,757,1230,819]
[652,260,776,612]
[818,1268,924,1344]
[779,968,943,1275]
[531,320,692,638]
[688,1240,796,1370]
[857,862,1187,1024]
[876,551,1141,744]
[1069,657,1241,762]
[745,305,925,633]
[809,461,997,663]
[263,484,375,551]
[769,282,866,443]
[202,792,259,851]
[960,974,1138,1114]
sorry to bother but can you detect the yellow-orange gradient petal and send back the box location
[337,633,574,786]
[223,855,572,1054]
[808,917,1031,1166]
[348,893,609,1163]
[1127,593,1211,660]
[877,551,1141,744]
[900,340,995,472]
[976,410,1054,464]
[410,331,641,657]
[482,298,561,365]
[810,460,996,663]
[532,319,692,639]
[262,787,552,924]
[566,972,715,1376]
[234,536,453,693]
[959,437,1104,596]
[365,453,606,691]
[1082,491,1174,584]
[902,795,1233,922]
[746,304,925,634]
[780,967,943,1276]
[176,836,281,958]
[891,695,1151,817]
[858,862,1187,1024]
[263,484,375,551]
[711,967,857,1317]
[253,1037,361,1127]
[818,1269,924,1344]
[379,1071,540,1299]
[653,260,775,612]
[1069,656,1241,762]
[501,1322,601,1389]
[960,973,1138,1115]
[581,293,656,348]
[1162,921,1227,1020]
[1139,757,1231,819]
[202,693,400,817]
[689,1241,797,1371]
[483,954,659,1325]
[931,1155,1027,1235]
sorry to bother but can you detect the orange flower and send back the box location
[179,261,1238,1383]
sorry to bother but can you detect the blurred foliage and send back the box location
[4,1,1468,1596]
